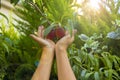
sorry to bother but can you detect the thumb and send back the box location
[30,34,48,46]
[72,29,77,36]
[30,34,38,41]
[71,29,77,41]
[65,31,69,36]
[30,34,43,43]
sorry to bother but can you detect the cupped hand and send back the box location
[30,26,55,50]
[56,30,77,50]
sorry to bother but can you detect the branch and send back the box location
[28,1,51,25]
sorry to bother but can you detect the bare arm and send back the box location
[32,48,54,80]
[55,30,77,80]
[55,48,76,80]
[30,26,55,80]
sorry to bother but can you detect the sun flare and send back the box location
[88,0,100,10]
[76,0,100,10]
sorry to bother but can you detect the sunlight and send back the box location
[76,0,83,4]
[88,0,100,10]
[76,0,100,10]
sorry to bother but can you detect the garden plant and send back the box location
[0,0,120,80]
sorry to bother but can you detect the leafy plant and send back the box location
[0,16,37,80]
[106,19,120,56]
[1,0,120,80]
[10,0,20,5]
[107,20,120,40]
[68,34,120,80]
[107,28,120,39]
[79,33,106,54]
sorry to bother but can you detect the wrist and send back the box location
[55,46,67,55]
[41,47,55,59]
[55,44,67,51]
[43,46,54,52]
[40,48,54,62]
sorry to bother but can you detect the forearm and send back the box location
[55,47,76,80]
[32,48,54,80]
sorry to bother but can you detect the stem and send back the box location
[28,2,51,25]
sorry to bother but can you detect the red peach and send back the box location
[55,27,65,39]
[46,29,56,40]
[46,27,65,41]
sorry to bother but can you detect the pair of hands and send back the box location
[30,26,76,52]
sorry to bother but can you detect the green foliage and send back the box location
[0,12,9,22]
[0,0,120,80]
[43,0,74,24]
[105,19,120,56]
[14,64,35,80]
[14,0,42,35]
[68,34,120,80]
[79,33,106,54]
[75,0,120,36]
[107,28,120,39]
[107,20,120,39]
[14,0,77,36]
[10,0,20,5]
[0,17,38,80]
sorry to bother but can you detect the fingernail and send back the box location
[29,34,32,38]
[30,34,33,37]
[41,25,43,28]
[74,29,77,33]
[38,26,41,30]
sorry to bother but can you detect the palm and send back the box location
[56,30,76,49]
[30,26,55,48]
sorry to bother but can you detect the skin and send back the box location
[55,30,77,80]
[30,26,76,80]
[30,26,55,80]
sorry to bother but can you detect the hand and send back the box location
[31,27,55,80]
[56,30,77,50]
[30,26,55,50]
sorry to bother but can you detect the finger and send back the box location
[71,29,77,41]
[37,26,42,37]
[72,29,77,37]
[65,30,69,36]
[38,26,44,37]
[30,34,41,42]
[41,27,44,38]
[30,34,46,46]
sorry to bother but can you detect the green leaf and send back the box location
[88,54,95,66]
[2,42,9,53]
[112,70,120,79]
[14,64,35,80]
[41,20,48,25]
[33,0,36,3]
[10,0,19,5]
[85,72,93,80]
[44,23,56,37]
[94,55,99,70]
[0,12,9,22]
[104,69,113,80]
[101,52,112,69]
[81,69,87,77]
[94,72,100,80]
[78,34,89,42]
[112,56,119,70]
[70,56,81,66]
[66,19,74,36]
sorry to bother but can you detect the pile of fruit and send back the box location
[46,26,65,42]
